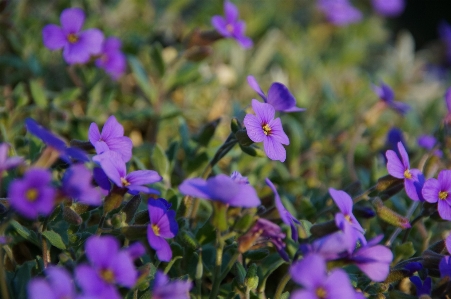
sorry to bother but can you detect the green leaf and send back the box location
[42,230,66,250]
[9,220,39,246]
[128,56,153,100]
[150,43,165,76]
[298,220,312,239]
[151,143,169,177]
[29,79,47,108]
[393,242,415,264]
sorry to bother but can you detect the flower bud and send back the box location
[121,195,141,223]
[231,118,242,133]
[235,129,254,147]
[376,175,404,192]
[134,210,150,224]
[62,206,82,226]
[69,139,94,151]
[178,230,199,251]
[244,263,259,290]
[373,198,411,229]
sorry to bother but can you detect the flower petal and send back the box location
[211,16,231,37]
[100,115,124,140]
[78,28,104,55]
[111,251,137,288]
[329,188,353,215]
[263,136,286,162]
[289,254,326,288]
[42,25,66,50]
[438,200,451,221]
[422,178,440,203]
[126,170,162,186]
[267,82,296,112]
[251,99,275,124]
[147,226,172,262]
[385,149,404,178]
[397,142,410,170]
[224,0,239,23]
[86,235,119,268]
[268,118,289,145]
[178,178,212,200]
[88,123,101,144]
[439,170,451,192]
[105,137,133,162]
[60,7,85,34]
[247,76,267,101]
[243,114,265,143]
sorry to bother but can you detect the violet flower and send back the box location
[88,115,133,162]
[211,1,253,49]
[372,0,405,17]
[372,82,410,115]
[439,256,451,278]
[93,151,162,195]
[290,253,356,299]
[439,21,451,64]
[8,168,55,219]
[409,276,432,297]
[422,170,451,220]
[61,164,102,206]
[265,178,300,241]
[243,99,290,162]
[386,142,425,201]
[247,76,305,113]
[418,135,442,157]
[95,37,127,80]
[0,143,24,173]
[151,271,192,299]
[316,0,362,26]
[28,266,76,299]
[42,8,104,64]
[147,198,178,262]
[179,172,260,207]
[385,128,407,155]
[444,87,451,124]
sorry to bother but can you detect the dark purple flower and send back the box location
[317,0,362,26]
[179,172,260,207]
[444,87,451,124]
[28,266,76,299]
[290,253,356,299]
[8,168,55,219]
[93,167,111,194]
[42,8,104,64]
[410,276,432,297]
[61,164,102,206]
[372,0,405,17]
[439,256,451,278]
[0,143,24,173]
[386,142,425,201]
[247,76,305,113]
[88,115,133,162]
[422,170,451,220]
[93,151,162,195]
[372,82,410,115]
[439,21,451,64]
[151,271,192,299]
[386,128,406,154]
[266,178,300,241]
[147,198,178,262]
[243,99,290,162]
[211,1,253,49]
[95,37,126,80]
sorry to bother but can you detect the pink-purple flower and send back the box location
[61,164,102,206]
[95,37,127,80]
[422,170,451,220]
[372,82,411,115]
[316,0,362,26]
[28,266,76,299]
[371,0,405,17]
[211,1,253,49]
[151,271,192,299]
[243,99,290,162]
[42,8,104,64]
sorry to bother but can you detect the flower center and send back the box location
[99,268,115,284]
[439,191,448,200]
[344,214,352,223]
[316,287,327,299]
[403,169,412,179]
[25,188,39,202]
[67,33,79,44]
[152,224,160,236]
[226,24,234,33]
[262,124,272,136]
[121,177,130,187]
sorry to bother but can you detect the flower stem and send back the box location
[0,248,10,299]
[95,215,106,235]
[209,231,225,299]
[273,272,291,299]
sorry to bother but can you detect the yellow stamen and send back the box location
[262,124,272,136]
[121,177,130,187]
[344,214,352,223]
[67,33,79,44]
[99,268,115,283]
[439,191,448,200]
[26,188,39,202]
[152,224,160,236]
[403,169,412,179]
[316,287,327,299]
[226,24,234,33]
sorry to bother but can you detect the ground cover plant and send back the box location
[2,0,451,298]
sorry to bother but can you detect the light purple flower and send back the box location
[372,82,410,115]
[88,115,133,162]
[290,253,357,299]
[300,231,349,261]
[0,143,24,173]
[179,172,260,207]
[317,0,362,26]
[95,37,126,80]
[372,0,405,17]
[28,266,76,299]
[386,142,425,201]
[61,164,102,206]
[243,99,290,162]
[211,1,253,49]
[42,8,104,64]
[93,151,162,195]
[247,76,305,113]
[266,178,300,241]
[422,170,451,220]
[147,198,178,262]
[151,271,192,299]
[8,168,55,219]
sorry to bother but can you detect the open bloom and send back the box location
[8,168,55,219]
[61,164,102,206]
[317,0,362,26]
[372,0,405,17]
[386,142,425,201]
[410,276,432,297]
[0,143,24,173]
[243,99,290,162]
[247,76,305,113]
[28,266,76,299]
[42,8,104,64]
[147,198,178,262]
[422,170,451,220]
[151,271,192,299]
[89,115,133,162]
[179,172,260,207]
[211,0,253,48]
[372,82,410,115]
[418,135,442,157]
[95,37,126,80]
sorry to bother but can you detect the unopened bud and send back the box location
[69,139,94,151]
[63,206,82,226]
[376,175,404,192]
[422,249,444,271]
[178,230,199,251]
[235,129,254,147]
[384,269,410,283]
[239,144,266,157]
[121,195,141,223]
[104,187,127,215]
[134,210,150,224]
[111,212,127,228]
[72,203,90,215]
[233,262,246,285]
[245,264,259,290]
[195,251,203,280]
[379,184,405,201]
[353,206,376,218]
[373,198,411,229]
[231,118,242,133]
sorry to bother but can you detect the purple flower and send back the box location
[266,178,300,241]
[386,142,425,201]
[42,8,104,64]
[444,87,451,123]
[8,168,55,219]
[95,37,126,80]
[290,253,356,299]
[211,1,253,49]
[151,271,192,299]
[422,170,451,220]
[372,0,405,17]
[418,135,442,157]
[88,115,133,162]
[300,231,349,261]
[0,143,24,173]
[439,256,451,278]
[385,128,407,155]
[243,99,290,162]
[439,21,451,64]
[179,172,260,207]
[61,164,102,206]
[28,266,76,299]
[317,0,362,26]
[93,151,162,195]
[247,76,305,113]
[147,198,178,262]
[372,82,410,115]
[409,276,432,297]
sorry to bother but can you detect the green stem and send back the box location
[209,231,225,299]
[0,248,10,299]
[386,201,419,247]
[273,272,291,299]
[401,214,424,243]
[163,256,182,274]
[96,215,106,235]
[219,251,240,282]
